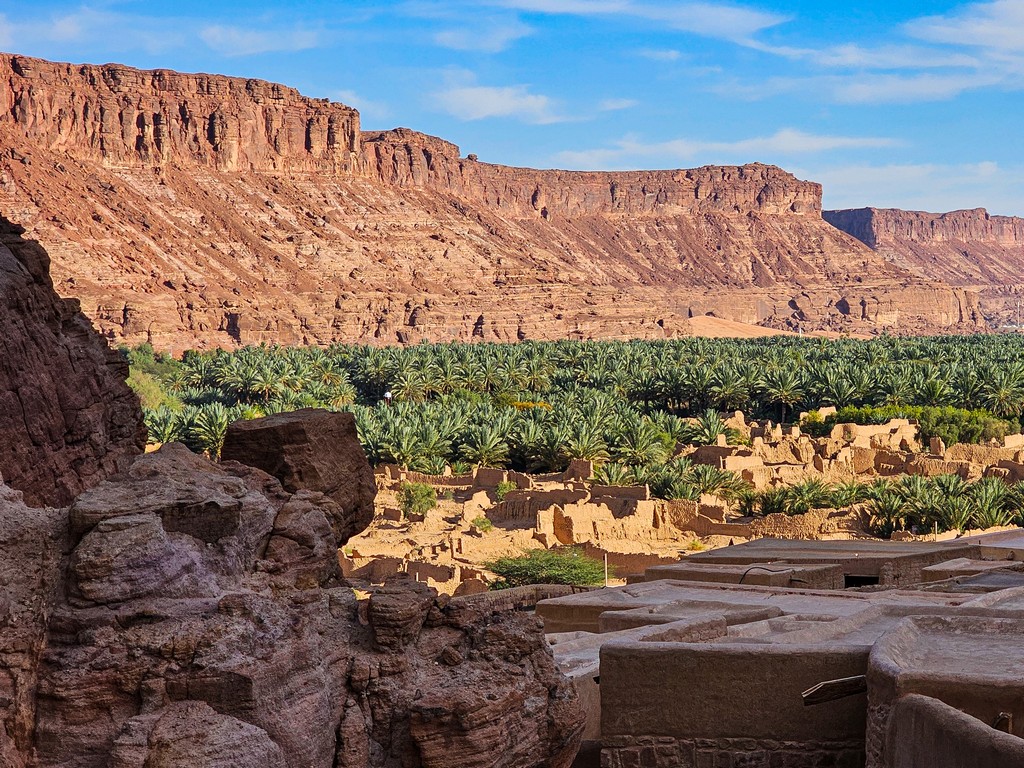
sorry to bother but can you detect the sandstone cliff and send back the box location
[0,214,144,506]
[0,442,584,767]
[0,233,584,766]
[0,53,981,348]
[825,207,1024,326]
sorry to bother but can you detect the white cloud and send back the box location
[434,19,533,52]
[830,71,1004,104]
[492,0,787,43]
[199,24,321,57]
[910,0,1024,52]
[637,48,681,61]
[749,41,981,70]
[435,83,569,123]
[1,8,190,53]
[494,1,630,13]
[0,15,13,48]
[805,161,1024,215]
[715,68,1009,105]
[725,2,1024,106]
[646,2,787,42]
[556,128,898,169]
[334,90,391,122]
[599,98,638,110]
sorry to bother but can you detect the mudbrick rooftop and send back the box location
[542,533,1024,767]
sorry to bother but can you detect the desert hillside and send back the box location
[826,207,1024,328]
[0,53,982,350]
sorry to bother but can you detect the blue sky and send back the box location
[2,0,1023,214]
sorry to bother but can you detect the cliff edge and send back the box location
[0,53,982,347]
[825,207,1024,327]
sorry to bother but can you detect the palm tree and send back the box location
[189,403,230,460]
[710,365,749,412]
[594,462,631,486]
[614,419,672,466]
[143,406,181,445]
[763,367,804,423]
[685,410,728,446]
[685,464,748,501]
[460,425,510,467]
[784,478,833,515]
[979,366,1024,418]
[866,491,907,537]
[970,478,1015,528]
[830,481,870,509]
[561,423,610,463]
[380,424,427,470]
[936,495,975,533]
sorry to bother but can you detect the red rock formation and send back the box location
[0,53,983,348]
[0,444,584,767]
[0,214,144,506]
[221,408,376,543]
[825,207,1024,325]
[0,259,583,767]
[0,54,359,173]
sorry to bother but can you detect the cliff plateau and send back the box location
[0,53,981,348]
[825,207,1024,327]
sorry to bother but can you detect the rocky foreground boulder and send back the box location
[0,442,584,767]
[221,408,376,544]
[0,214,144,506]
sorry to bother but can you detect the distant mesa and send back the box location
[0,52,1003,349]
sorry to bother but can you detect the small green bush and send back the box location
[485,547,608,589]
[802,409,824,426]
[471,515,494,533]
[398,482,437,518]
[494,480,517,501]
[128,368,181,411]
[808,405,1014,445]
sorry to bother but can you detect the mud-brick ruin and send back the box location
[543,531,1024,768]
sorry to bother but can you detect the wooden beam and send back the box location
[801,675,867,706]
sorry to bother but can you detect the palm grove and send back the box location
[130,334,1024,536]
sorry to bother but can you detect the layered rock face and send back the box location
[825,208,1024,325]
[0,53,981,348]
[0,443,584,767]
[0,54,359,173]
[221,408,376,543]
[0,214,144,506]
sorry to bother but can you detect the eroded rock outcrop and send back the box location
[0,444,584,767]
[0,214,144,506]
[0,53,982,349]
[221,408,376,543]
[0,54,359,173]
[825,207,1024,285]
[825,207,1024,325]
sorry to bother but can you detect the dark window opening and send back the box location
[844,574,880,588]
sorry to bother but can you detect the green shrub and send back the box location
[127,368,181,411]
[802,409,824,426]
[815,405,1014,446]
[494,480,518,501]
[398,482,437,518]
[470,515,494,533]
[485,547,608,589]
